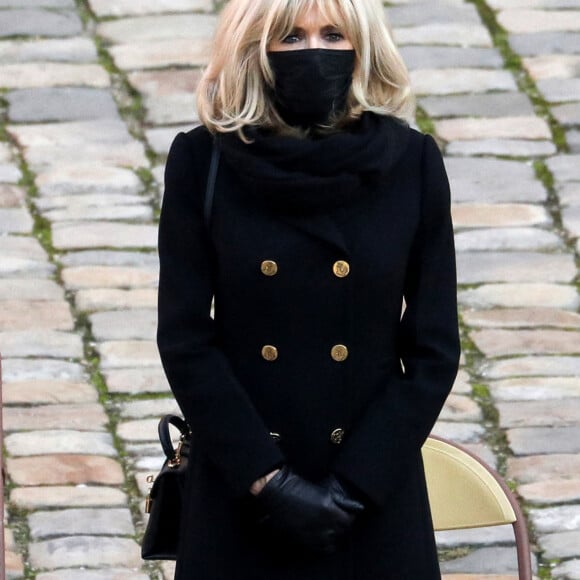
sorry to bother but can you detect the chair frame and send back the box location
[427,435,533,580]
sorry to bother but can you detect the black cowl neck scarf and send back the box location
[216,112,411,214]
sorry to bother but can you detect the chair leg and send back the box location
[513,518,533,580]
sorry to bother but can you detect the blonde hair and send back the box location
[197,0,414,138]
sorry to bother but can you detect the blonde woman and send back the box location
[157,0,460,578]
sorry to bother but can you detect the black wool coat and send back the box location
[157,113,461,580]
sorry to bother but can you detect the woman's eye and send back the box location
[282,33,302,44]
[326,32,344,42]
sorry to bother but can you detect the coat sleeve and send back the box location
[331,134,460,508]
[157,132,285,497]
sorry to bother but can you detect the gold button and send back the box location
[270,432,281,442]
[261,345,278,361]
[330,428,345,445]
[331,344,349,362]
[333,260,350,278]
[261,260,278,276]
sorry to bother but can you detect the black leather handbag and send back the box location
[141,414,192,560]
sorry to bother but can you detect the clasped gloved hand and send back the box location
[253,465,365,553]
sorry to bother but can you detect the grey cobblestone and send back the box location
[97,14,218,44]
[401,46,504,70]
[0,184,25,206]
[540,531,580,558]
[11,486,126,509]
[36,164,142,197]
[454,227,562,252]
[509,31,580,56]
[0,37,97,64]
[440,547,526,575]
[7,454,125,486]
[452,202,551,228]
[456,252,576,284]
[508,427,580,456]
[98,340,160,369]
[483,356,580,379]
[5,430,117,457]
[537,77,580,102]
[446,139,557,157]
[459,283,580,310]
[437,116,551,141]
[3,404,108,432]
[2,359,85,382]
[411,68,517,95]
[0,164,21,183]
[61,265,158,289]
[507,453,580,484]
[37,571,149,580]
[421,92,534,119]
[530,505,580,533]
[3,380,98,405]
[29,536,141,569]
[0,0,75,7]
[29,508,134,539]
[553,559,580,580]
[59,250,158,268]
[396,24,493,47]
[0,329,84,358]
[491,377,580,401]
[0,9,82,37]
[0,301,74,331]
[103,367,170,395]
[90,309,156,341]
[0,64,110,90]
[7,87,119,123]
[464,307,580,329]
[497,9,580,34]
[568,130,580,153]
[87,0,212,17]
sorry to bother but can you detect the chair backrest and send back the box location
[422,435,532,580]
[423,436,516,530]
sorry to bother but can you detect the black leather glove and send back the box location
[323,474,367,516]
[253,465,364,553]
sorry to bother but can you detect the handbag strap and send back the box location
[160,142,218,457]
[158,415,191,461]
[204,140,220,230]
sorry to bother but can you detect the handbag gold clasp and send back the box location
[168,433,188,468]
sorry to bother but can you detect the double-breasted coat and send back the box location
[157,113,460,580]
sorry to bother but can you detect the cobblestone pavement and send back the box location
[0,0,579,578]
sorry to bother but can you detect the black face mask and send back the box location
[268,49,356,128]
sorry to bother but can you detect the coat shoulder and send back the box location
[405,127,430,160]
[168,125,214,168]
[164,125,215,211]
[397,128,446,180]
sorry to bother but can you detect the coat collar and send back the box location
[217,113,410,215]
[216,112,411,254]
